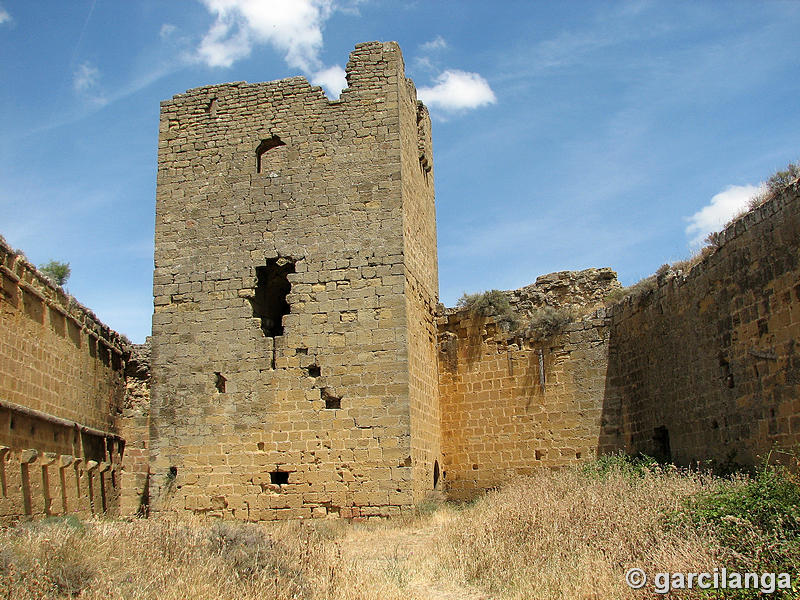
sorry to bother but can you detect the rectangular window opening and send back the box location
[270,471,289,485]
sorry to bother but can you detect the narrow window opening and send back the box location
[167,466,178,480]
[321,388,341,410]
[270,471,289,485]
[249,258,295,337]
[307,365,321,378]
[653,426,672,463]
[207,97,217,117]
[214,372,226,393]
[433,460,440,489]
[256,136,286,174]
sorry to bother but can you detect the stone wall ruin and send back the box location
[2,39,800,520]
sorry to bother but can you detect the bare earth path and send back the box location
[338,514,494,600]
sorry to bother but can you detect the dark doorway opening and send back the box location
[653,426,672,463]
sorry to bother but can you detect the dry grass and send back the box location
[3,462,791,600]
[0,516,415,600]
[429,464,722,599]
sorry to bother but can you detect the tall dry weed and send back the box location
[430,465,722,599]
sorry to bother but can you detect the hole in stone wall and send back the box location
[653,426,672,463]
[296,347,308,355]
[98,343,110,367]
[250,258,296,337]
[256,136,286,174]
[207,97,217,117]
[0,274,19,307]
[307,365,321,378]
[321,388,341,410]
[22,290,44,324]
[270,471,289,485]
[111,351,122,371]
[81,432,105,462]
[433,460,440,489]
[535,450,543,461]
[214,372,226,393]
[49,308,66,337]
[257,442,265,451]
[168,466,178,480]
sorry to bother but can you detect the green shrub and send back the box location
[523,305,575,340]
[456,289,519,331]
[604,276,657,305]
[39,259,71,286]
[580,452,659,479]
[749,160,800,210]
[682,464,800,582]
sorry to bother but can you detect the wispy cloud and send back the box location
[685,184,762,247]
[73,62,99,92]
[160,23,177,39]
[420,35,447,52]
[73,62,108,106]
[195,0,347,97]
[418,70,496,113]
[0,8,10,25]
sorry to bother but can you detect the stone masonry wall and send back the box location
[400,86,442,501]
[119,341,151,515]
[149,42,439,520]
[0,238,128,522]
[601,180,800,466]
[438,303,611,501]
[505,267,620,319]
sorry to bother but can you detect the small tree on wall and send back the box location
[39,260,71,287]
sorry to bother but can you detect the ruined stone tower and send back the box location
[149,42,440,520]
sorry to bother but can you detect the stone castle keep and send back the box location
[2,41,800,521]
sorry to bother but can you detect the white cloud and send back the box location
[420,35,447,52]
[418,70,497,112]
[160,23,177,39]
[73,62,100,92]
[0,5,10,25]
[196,0,333,71]
[685,184,762,247]
[311,65,347,98]
[73,62,107,106]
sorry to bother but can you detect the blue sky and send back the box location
[1,1,799,343]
